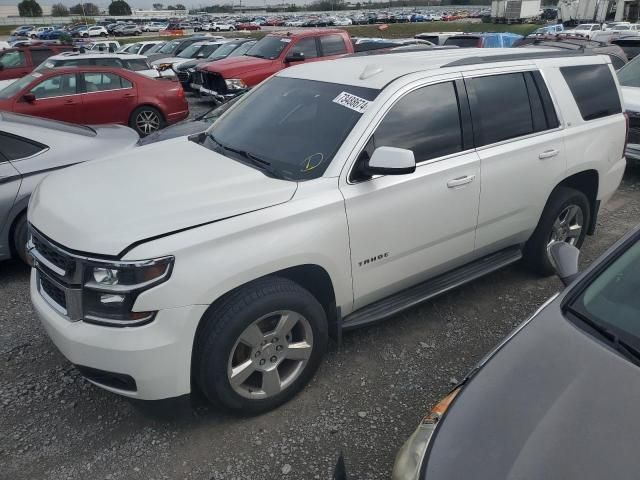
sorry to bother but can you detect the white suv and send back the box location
[28,49,627,413]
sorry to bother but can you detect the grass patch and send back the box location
[0,25,17,36]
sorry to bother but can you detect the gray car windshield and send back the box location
[157,40,181,55]
[617,57,640,87]
[202,77,379,181]
[0,73,37,99]
[573,237,640,345]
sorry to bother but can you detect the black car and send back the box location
[392,224,640,480]
[174,39,256,91]
[145,36,211,63]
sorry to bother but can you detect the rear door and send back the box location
[13,73,82,123]
[464,67,567,254]
[28,48,54,69]
[318,34,350,60]
[80,71,137,125]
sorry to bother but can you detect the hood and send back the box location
[152,56,184,66]
[29,137,297,256]
[199,55,272,76]
[136,120,208,145]
[424,298,640,480]
[621,86,640,112]
[176,58,210,70]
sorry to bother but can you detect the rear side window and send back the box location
[320,35,347,56]
[30,49,53,66]
[83,72,131,92]
[0,132,46,160]
[123,59,150,71]
[560,64,621,121]
[291,37,319,59]
[373,81,463,162]
[468,72,559,146]
[444,37,480,48]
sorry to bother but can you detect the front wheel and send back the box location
[100,32,106,37]
[194,277,328,413]
[523,186,590,276]
[12,214,30,265]
[129,106,165,136]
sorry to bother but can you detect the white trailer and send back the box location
[492,0,541,22]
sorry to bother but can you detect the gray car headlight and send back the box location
[225,78,248,91]
[391,387,460,480]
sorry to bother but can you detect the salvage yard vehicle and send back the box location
[0,44,73,81]
[617,55,640,162]
[116,41,164,56]
[392,223,640,480]
[151,39,229,72]
[36,52,159,78]
[0,66,188,136]
[145,36,211,63]
[192,29,355,100]
[28,49,626,413]
[0,112,138,263]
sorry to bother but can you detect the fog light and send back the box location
[93,268,119,285]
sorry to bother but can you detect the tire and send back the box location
[129,106,165,137]
[522,186,590,276]
[100,32,106,37]
[83,33,88,38]
[230,26,235,31]
[12,214,30,265]
[215,27,220,31]
[194,277,328,414]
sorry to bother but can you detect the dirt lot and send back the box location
[1,153,638,479]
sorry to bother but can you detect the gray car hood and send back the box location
[424,297,640,479]
[28,137,297,256]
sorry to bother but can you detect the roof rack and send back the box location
[441,50,591,68]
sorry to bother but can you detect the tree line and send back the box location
[18,0,132,17]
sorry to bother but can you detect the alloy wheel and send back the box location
[135,110,160,135]
[548,204,583,247]
[227,310,314,400]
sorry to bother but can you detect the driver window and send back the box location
[291,37,318,59]
[30,74,77,99]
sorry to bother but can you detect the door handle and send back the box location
[447,175,475,188]
[64,99,76,105]
[538,149,559,159]
[123,93,135,98]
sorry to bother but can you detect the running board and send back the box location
[342,246,522,331]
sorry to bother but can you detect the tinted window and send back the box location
[140,43,155,54]
[444,37,480,48]
[92,57,123,68]
[561,64,621,120]
[83,72,130,92]
[470,73,533,145]
[0,50,26,68]
[374,82,462,162]
[123,59,150,71]
[30,74,77,99]
[320,35,347,56]
[609,55,626,71]
[291,37,318,59]
[617,56,640,86]
[0,132,46,160]
[30,49,53,66]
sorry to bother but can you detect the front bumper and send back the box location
[31,270,207,400]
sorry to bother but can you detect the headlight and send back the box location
[82,256,174,327]
[391,388,460,480]
[187,68,195,73]
[157,63,173,70]
[225,78,248,91]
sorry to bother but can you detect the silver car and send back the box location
[0,112,138,263]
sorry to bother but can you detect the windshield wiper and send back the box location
[207,134,285,180]
[247,53,266,58]
[566,306,640,367]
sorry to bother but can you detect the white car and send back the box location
[29,49,626,414]
[142,22,166,32]
[86,40,120,53]
[566,23,601,38]
[116,41,164,55]
[35,52,159,78]
[333,17,353,26]
[209,22,235,31]
[78,26,109,38]
[617,56,640,161]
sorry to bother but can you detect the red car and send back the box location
[0,44,73,81]
[0,66,188,136]
[235,23,261,31]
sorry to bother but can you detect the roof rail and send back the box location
[441,50,591,68]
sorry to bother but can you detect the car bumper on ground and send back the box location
[31,270,207,400]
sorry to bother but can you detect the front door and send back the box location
[0,50,31,80]
[13,73,82,123]
[340,78,481,309]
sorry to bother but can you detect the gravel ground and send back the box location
[1,147,639,479]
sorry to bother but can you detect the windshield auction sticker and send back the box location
[333,92,370,113]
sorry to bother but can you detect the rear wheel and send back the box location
[194,277,328,413]
[12,214,30,265]
[129,106,165,136]
[100,32,106,37]
[523,186,590,276]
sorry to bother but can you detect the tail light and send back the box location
[624,111,630,152]
[177,86,185,98]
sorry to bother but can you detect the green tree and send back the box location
[167,4,175,9]
[152,2,163,8]
[174,3,185,9]
[108,0,131,15]
[70,2,100,15]
[17,0,43,17]
[51,2,69,15]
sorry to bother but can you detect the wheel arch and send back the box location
[556,169,599,235]
[128,103,166,127]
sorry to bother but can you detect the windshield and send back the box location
[0,73,37,99]
[617,57,640,86]
[158,40,181,55]
[178,43,203,58]
[145,42,166,54]
[203,77,379,181]
[210,42,238,59]
[245,36,290,59]
[571,236,640,349]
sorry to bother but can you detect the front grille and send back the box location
[202,72,227,94]
[31,234,74,274]
[191,71,203,86]
[176,70,190,83]
[41,275,67,310]
[629,127,640,144]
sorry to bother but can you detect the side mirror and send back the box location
[285,51,305,63]
[197,53,205,58]
[548,242,580,286]
[22,93,36,103]
[365,146,416,176]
